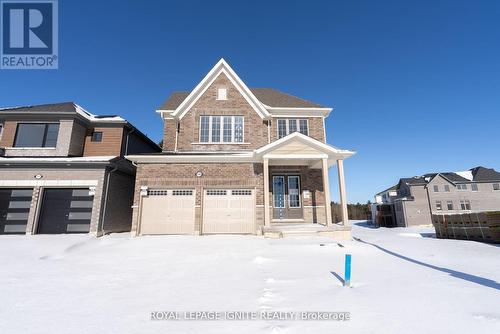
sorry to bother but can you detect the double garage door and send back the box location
[0,188,93,235]
[139,188,255,235]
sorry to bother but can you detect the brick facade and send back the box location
[175,73,269,151]
[160,72,327,151]
[131,163,327,234]
[131,163,265,234]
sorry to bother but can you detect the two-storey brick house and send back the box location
[126,59,355,237]
[0,102,160,235]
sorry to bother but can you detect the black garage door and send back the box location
[37,189,94,234]
[0,188,33,234]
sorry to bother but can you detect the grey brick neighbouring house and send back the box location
[372,166,500,227]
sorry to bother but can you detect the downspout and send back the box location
[267,119,271,144]
[98,164,118,236]
[174,120,179,152]
[425,186,434,226]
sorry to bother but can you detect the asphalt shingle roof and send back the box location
[159,88,326,110]
[0,102,77,113]
[471,166,500,182]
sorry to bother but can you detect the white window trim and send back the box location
[199,115,244,144]
[287,175,301,208]
[216,88,227,101]
[0,123,3,140]
[493,183,500,191]
[276,118,309,139]
[272,176,286,208]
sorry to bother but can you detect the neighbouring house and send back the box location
[0,102,160,235]
[370,185,398,227]
[126,59,355,238]
[372,166,500,227]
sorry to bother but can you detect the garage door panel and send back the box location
[140,190,195,235]
[203,189,255,234]
[0,188,33,234]
[37,189,93,234]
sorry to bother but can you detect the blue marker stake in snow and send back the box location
[344,254,352,287]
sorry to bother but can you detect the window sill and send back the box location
[191,142,251,145]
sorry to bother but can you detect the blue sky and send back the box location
[1,0,499,203]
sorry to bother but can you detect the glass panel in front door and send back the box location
[273,176,286,219]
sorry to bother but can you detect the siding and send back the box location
[428,175,500,213]
[83,126,124,156]
[0,119,78,157]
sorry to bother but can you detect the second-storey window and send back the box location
[14,123,59,148]
[199,116,244,143]
[277,118,308,139]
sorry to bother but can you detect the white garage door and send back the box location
[202,189,255,234]
[140,189,195,235]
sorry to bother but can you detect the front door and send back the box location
[272,175,303,220]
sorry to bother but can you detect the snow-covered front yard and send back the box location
[1,221,499,334]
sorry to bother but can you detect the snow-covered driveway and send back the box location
[1,222,499,334]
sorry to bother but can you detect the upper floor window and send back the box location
[446,200,454,210]
[91,131,103,142]
[457,184,467,191]
[435,201,442,211]
[277,119,308,139]
[217,88,227,100]
[493,183,500,191]
[200,116,243,143]
[460,200,471,210]
[0,123,3,139]
[14,123,59,148]
[471,183,478,192]
[444,185,450,192]
[433,185,439,192]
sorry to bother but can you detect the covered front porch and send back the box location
[255,132,355,238]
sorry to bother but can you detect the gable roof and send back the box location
[376,184,398,196]
[255,132,355,166]
[471,166,500,182]
[396,166,500,190]
[168,59,270,120]
[159,88,326,111]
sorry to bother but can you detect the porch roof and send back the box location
[255,132,355,168]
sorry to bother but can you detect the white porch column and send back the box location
[263,157,271,227]
[337,159,349,226]
[321,158,333,226]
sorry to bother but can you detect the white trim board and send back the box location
[0,180,99,187]
[171,59,270,120]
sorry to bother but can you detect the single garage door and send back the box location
[37,189,94,234]
[203,189,255,234]
[0,188,33,234]
[140,189,196,235]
